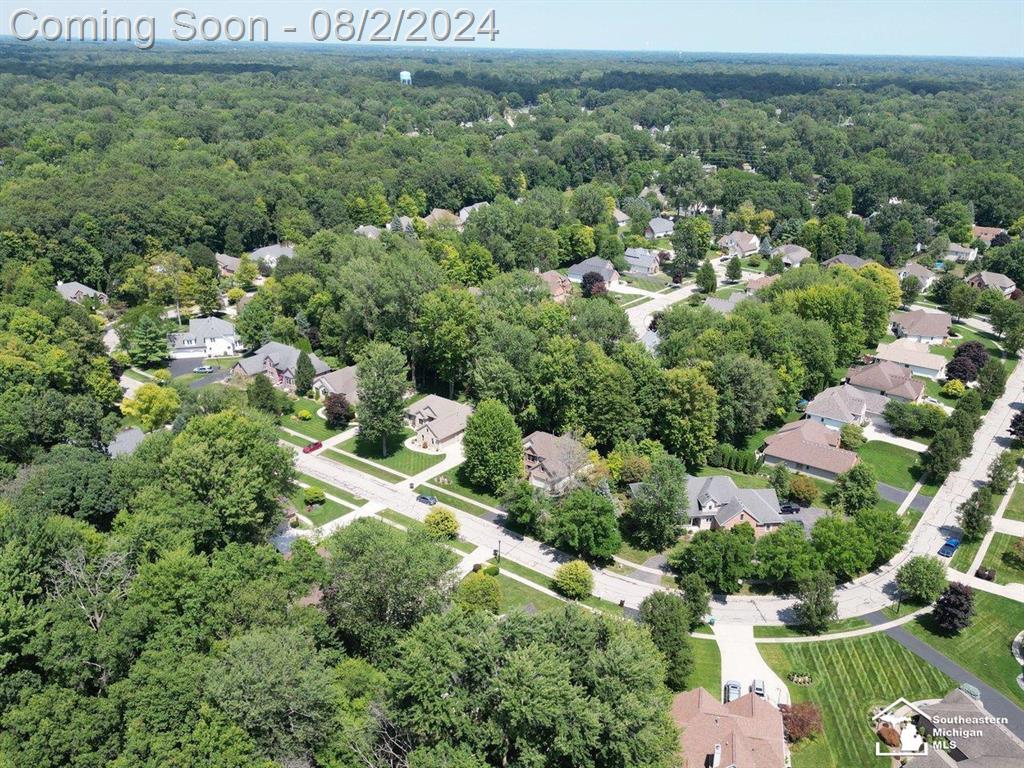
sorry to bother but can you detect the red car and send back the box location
[301,441,323,454]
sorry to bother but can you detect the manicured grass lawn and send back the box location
[415,484,491,518]
[123,368,150,383]
[857,441,937,494]
[901,591,1024,707]
[695,465,771,489]
[921,376,960,407]
[492,573,567,613]
[752,616,871,638]
[278,429,310,448]
[760,634,954,768]
[621,295,653,310]
[287,487,351,527]
[741,411,801,453]
[948,537,982,572]
[980,532,1024,585]
[203,355,241,367]
[283,397,338,441]
[712,284,746,298]
[294,472,364,507]
[1004,484,1024,522]
[337,431,444,476]
[429,466,501,507]
[324,449,405,484]
[490,558,623,617]
[689,638,721,696]
[621,273,671,292]
[616,539,659,565]
[376,508,476,554]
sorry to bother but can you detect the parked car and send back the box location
[301,441,323,454]
[417,494,438,506]
[958,683,982,700]
[937,537,961,558]
[192,365,214,374]
[723,680,742,703]
[751,680,766,698]
[780,504,800,514]
[976,567,997,582]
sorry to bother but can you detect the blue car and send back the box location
[938,538,961,558]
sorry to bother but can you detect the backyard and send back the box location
[760,634,954,768]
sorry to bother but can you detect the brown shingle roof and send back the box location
[845,360,924,401]
[671,688,785,768]
[762,420,858,475]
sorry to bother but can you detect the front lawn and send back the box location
[689,638,721,696]
[979,532,1024,585]
[337,431,444,476]
[324,449,405,484]
[428,466,502,508]
[490,559,623,617]
[621,272,671,292]
[760,634,954,768]
[900,591,1024,707]
[857,441,936,494]
[287,486,351,527]
[948,537,982,572]
[414,484,491,518]
[283,397,338,441]
[920,376,960,407]
[1004,484,1024,522]
[278,429,310,448]
[294,472,364,507]
[492,573,567,613]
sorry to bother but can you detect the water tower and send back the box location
[400,70,412,86]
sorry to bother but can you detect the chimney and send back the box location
[712,743,722,768]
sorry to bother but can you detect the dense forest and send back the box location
[2,41,1024,768]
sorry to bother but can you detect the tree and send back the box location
[553,560,593,599]
[501,479,549,534]
[293,351,315,396]
[1007,537,1024,569]
[923,428,964,477]
[246,374,285,416]
[415,286,479,397]
[987,450,1018,494]
[695,259,717,294]
[638,592,694,691]
[120,382,181,430]
[788,474,819,505]
[323,393,354,429]
[947,282,978,321]
[710,355,779,445]
[899,274,921,306]
[580,271,606,298]
[1011,412,1024,443]
[780,703,824,742]
[957,486,994,540]
[205,628,335,762]
[770,462,791,498]
[941,378,967,399]
[322,518,458,660]
[896,556,947,604]
[766,254,785,275]
[840,423,865,450]
[978,358,1007,406]
[424,506,459,540]
[726,256,742,281]
[825,463,880,514]
[670,216,712,274]
[657,367,719,467]
[755,523,821,584]
[668,524,755,594]
[356,342,407,456]
[627,453,688,550]
[547,489,622,561]
[303,486,326,507]
[127,314,169,366]
[855,506,907,566]
[456,570,502,613]
[932,582,975,634]
[793,570,838,634]
[811,514,874,581]
[193,266,221,316]
[461,399,523,493]
[235,291,277,348]
[678,573,711,629]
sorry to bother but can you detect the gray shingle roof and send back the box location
[169,316,236,351]
[236,342,329,377]
[107,427,145,458]
[567,257,617,283]
[646,217,674,236]
[684,475,783,527]
[55,281,103,300]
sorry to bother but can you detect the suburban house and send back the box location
[761,419,859,480]
[967,270,1017,296]
[682,475,783,537]
[405,395,474,450]
[232,342,330,391]
[912,688,1024,768]
[745,274,780,294]
[640,185,669,210]
[538,270,573,303]
[56,281,108,305]
[389,215,415,233]
[567,257,620,286]
[422,208,459,227]
[353,224,382,239]
[896,261,936,290]
[805,383,887,428]
[972,224,1007,245]
[822,253,868,269]
[522,431,588,495]
[106,427,145,458]
[624,247,659,275]
[845,360,924,403]
[215,253,241,276]
[169,316,242,359]
[612,207,630,227]
[312,364,359,403]
[458,201,489,227]
[645,216,674,240]
[772,243,811,268]
[704,292,748,315]
[718,230,760,257]
[871,339,947,379]
[890,309,951,344]
[250,242,294,268]
[947,242,979,263]
[670,688,786,768]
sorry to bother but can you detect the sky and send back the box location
[3,0,1024,57]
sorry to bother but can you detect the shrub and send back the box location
[788,474,819,505]
[482,564,500,577]
[780,702,824,742]
[455,571,502,613]
[152,368,172,384]
[941,379,966,398]
[553,560,593,600]
[303,486,326,507]
[323,393,354,430]
[840,423,865,450]
[296,409,313,421]
[423,506,459,540]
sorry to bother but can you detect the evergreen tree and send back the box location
[462,399,523,493]
[726,256,742,282]
[695,259,717,294]
[127,314,169,366]
[294,351,315,396]
[247,374,283,415]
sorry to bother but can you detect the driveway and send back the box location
[878,482,932,512]
[712,622,791,706]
